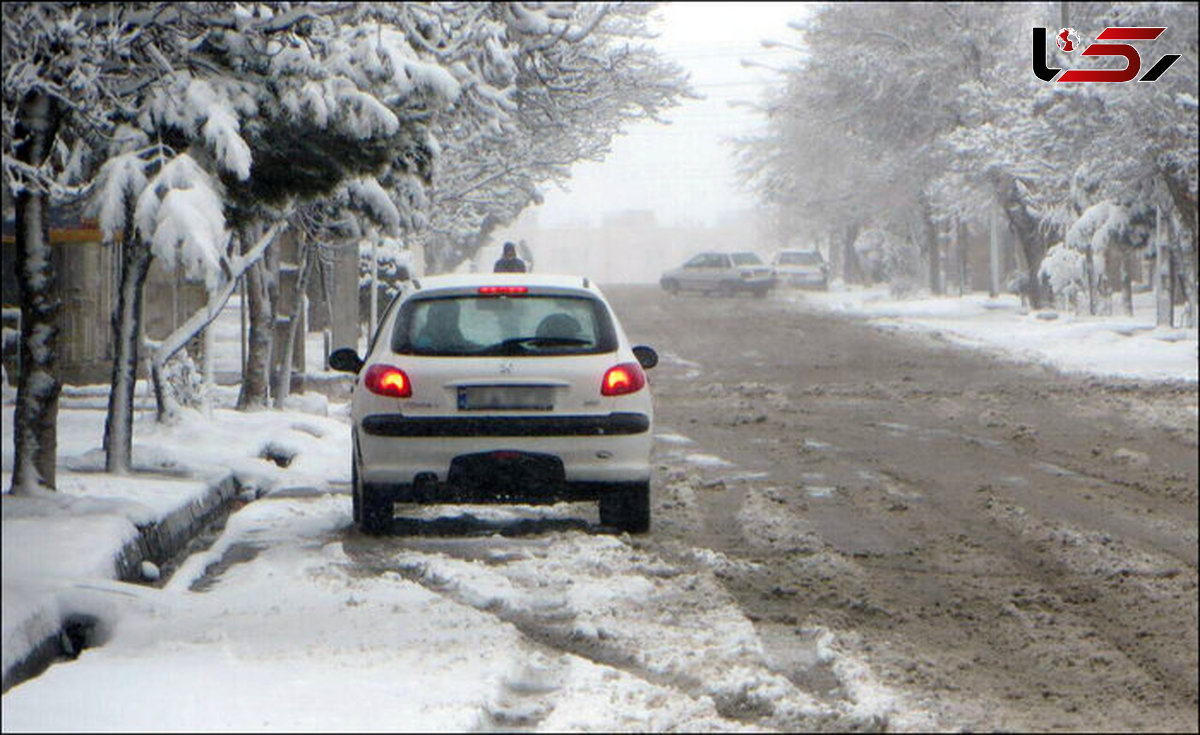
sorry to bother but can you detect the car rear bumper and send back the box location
[361,412,650,437]
[776,272,827,287]
[734,277,775,291]
[356,413,653,487]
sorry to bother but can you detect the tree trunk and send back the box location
[103,231,152,474]
[920,194,942,295]
[238,258,272,410]
[10,90,62,494]
[1084,246,1097,315]
[272,234,313,407]
[955,218,968,296]
[1119,250,1134,316]
[1155,204,1174,327]
[841,223,863,284]
[999,181,1048,310]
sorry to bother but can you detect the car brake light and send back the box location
[478,286,528,295]
[364,364,412,398]
[601,362,645,396]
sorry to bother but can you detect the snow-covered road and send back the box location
[2,475,899,732]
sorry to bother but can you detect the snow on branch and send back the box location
[344,176,402,234]
[151,218,289,369]
[134,153,231,292]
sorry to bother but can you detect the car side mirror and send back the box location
[632,345,658,370]
[329,347,364,374]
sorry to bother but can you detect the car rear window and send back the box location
[392,294,618,357]
[778,252,822,265]
[731,253,763,266]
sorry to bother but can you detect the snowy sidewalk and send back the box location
[787,287,1198,384]
[1,388,353,692]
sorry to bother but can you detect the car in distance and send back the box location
[329,273,658,535]
[659,251,774,297]
[771,249,829,290]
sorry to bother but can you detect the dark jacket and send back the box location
[493,256,527,273]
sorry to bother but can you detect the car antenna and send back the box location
[582,276,589,288]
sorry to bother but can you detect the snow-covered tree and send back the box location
[417,2,691,272]
[3,3,155,491]
[738,1,1196,315]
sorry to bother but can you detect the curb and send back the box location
[1,474,244,694]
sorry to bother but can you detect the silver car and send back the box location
[659,251,774,297]
[772,249,829,290]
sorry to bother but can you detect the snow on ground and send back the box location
[0,394,351,691]
[2,492,742,731]
[786,286,1198,383]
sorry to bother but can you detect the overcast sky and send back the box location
[523,2,812,229]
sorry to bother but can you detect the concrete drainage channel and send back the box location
[1,473,254,694]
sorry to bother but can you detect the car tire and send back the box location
[753,286,769,298]
[663,279,680,296]
[351,454,362,525]
[359,482,392,535]
[599,481,650,534]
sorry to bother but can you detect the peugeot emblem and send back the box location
[499,360,515,374]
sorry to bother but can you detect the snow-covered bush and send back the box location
[1039,243,1087,312]
[159,349,205,416]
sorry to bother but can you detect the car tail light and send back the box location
[601,362,645,396]
[364,364,412,398]
[478,286,528,295]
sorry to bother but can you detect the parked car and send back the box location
[659,251,774,297]
[329,273,658,535]
[771,249,829,290]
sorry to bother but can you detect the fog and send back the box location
[489,2,811,283]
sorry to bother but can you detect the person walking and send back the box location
[494,241,527,273]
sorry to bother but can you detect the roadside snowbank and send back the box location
[789,287,1197,383]
[0,399,351,690]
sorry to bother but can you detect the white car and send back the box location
[329,273,657,535]
[659,251,775,297]
[771,249,829,289]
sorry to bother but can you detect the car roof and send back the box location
[411,272,602,296]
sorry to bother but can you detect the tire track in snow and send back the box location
[342,528,852,730]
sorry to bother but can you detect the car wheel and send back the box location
[599,481,650,534]
[753,286,769,298]
[663,279,680,296]
[359,483,392,535]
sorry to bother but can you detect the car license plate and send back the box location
[458,385,554,411]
